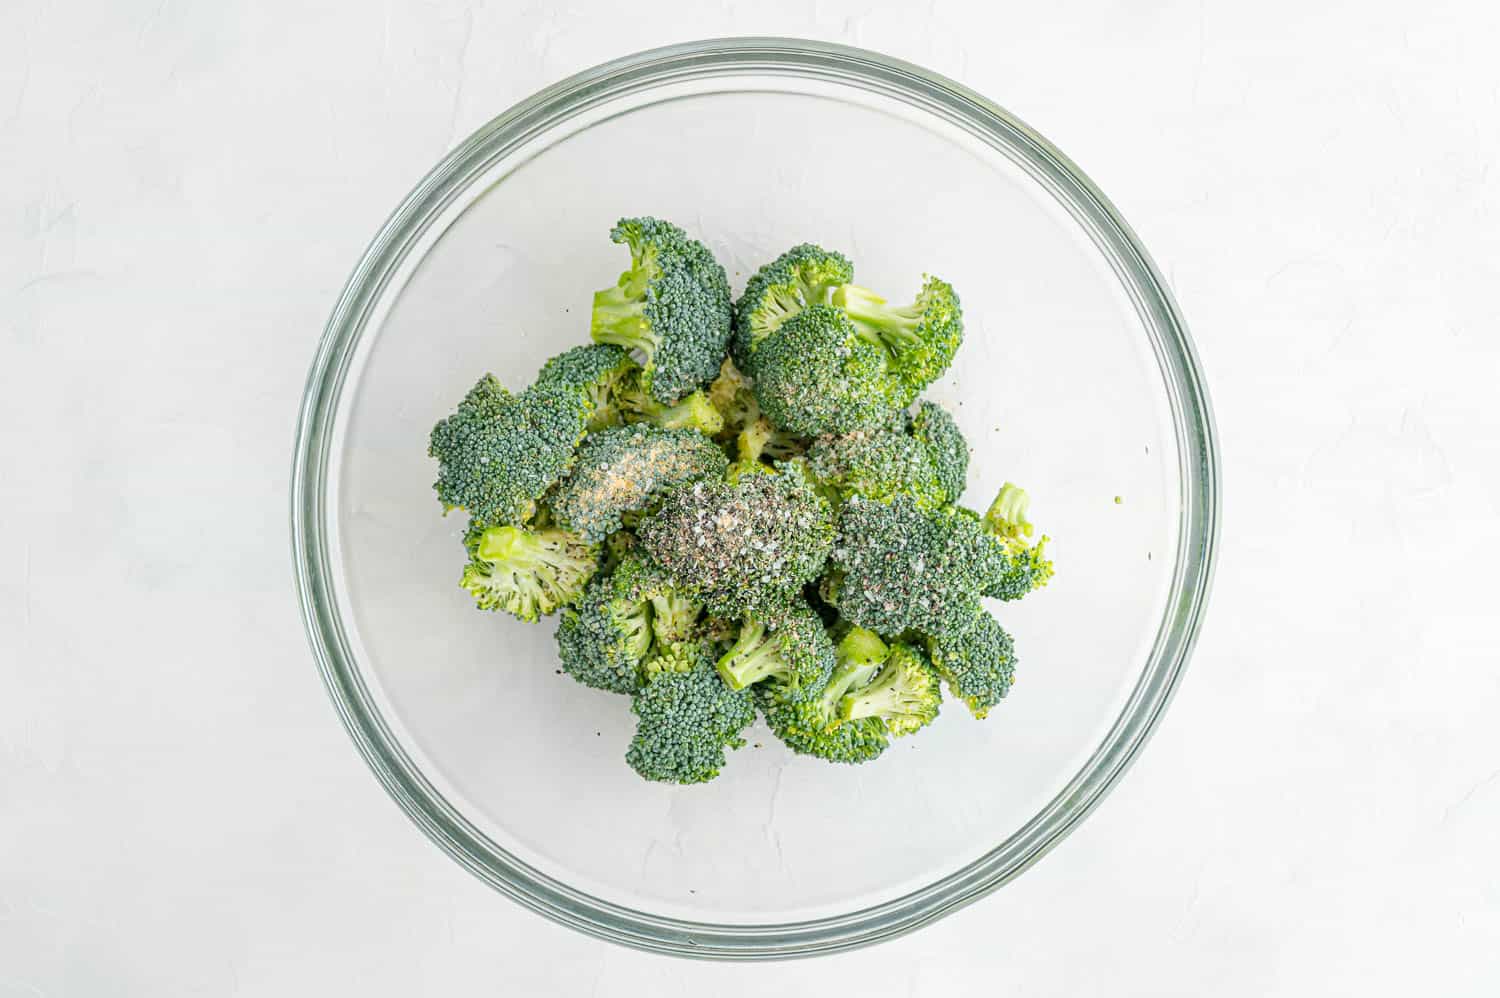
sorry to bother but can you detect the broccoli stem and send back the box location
[649,591,700,646]
[590,289,658,355]
[983,482,1034,541]
[840,659,918,722]
[836,626,889,669]
[834,284,925,354]
[716,619,783,690]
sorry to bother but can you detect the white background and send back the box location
[3,0,1498,993]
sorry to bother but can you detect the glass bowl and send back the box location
[291,37,1219,959]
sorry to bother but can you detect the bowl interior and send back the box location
[324,63,1187,932]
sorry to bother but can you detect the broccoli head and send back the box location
[626,642,756,784]
[731,244,854,372]
[832,276,963,396]
[979,482,1055,600]
[536,343,638,431]
[910,401,969,502]
[554,558,656,693]
[715,600,835,701]
[637,464,835,618]
[754,624,893,764]
[927,608,1016,718]
[806,415,950,508]
[839,641,942,736]
[590,217,732,405]
[825,494,987,638]
[461,522,599,621]
[429,375,591,527]
[751,304,905,436]
[550,424,728,543]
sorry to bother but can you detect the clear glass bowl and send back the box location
[291,38,1219,959]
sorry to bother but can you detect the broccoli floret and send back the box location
[626,643,756,784]
[979,482,1055,600]
[754,624,893,764]
[751,304,905,436]
[927,608,1016,718]
[429,375,591,527]
[590,217,732,405]
[550,424,728,542]
[826,494,986,638]
[554,558,656,693]
[910,401,969,502]
[613,367,725,435]
[832,276,962,396]
[461,523,599,621]
[839,641,942,736]
[637,464,835,618]
[537,343,638,431]
[806,416,949,508]
[707,357,757,440]
[731,244,854,372]
[715,600,835,701]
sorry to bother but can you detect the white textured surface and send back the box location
[2,0,1497,993]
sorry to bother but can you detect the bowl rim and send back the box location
[290,36,1220,960]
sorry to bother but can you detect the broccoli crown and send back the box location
[536,343,638,431]
[839,641,942,737]
[927,608,1016,718]
[429,375,591,526]
[554,558,657,693]
[626,644,756,784]
[910,401,969,502]
[827,494,987,638]
[751,304,905,436]
[637,464,835,618]
[832,276,963,395]
[590,217,732,405]
[461,523,599,621]
[976,483,1056,601]
[731,244,854,372]
[757,685,889,765]
[715,600,836,701]
[550,424,728,543]
[614,368,725,435]
[806,416,949,508]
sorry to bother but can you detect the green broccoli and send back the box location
[590,217,732,405]
[979,482,1055,600]
[613,367,725,435]
[832,276,962,396]
[461,522,599,621]
[755,627,895,764]
[536,343,638,431]
[910,401,969,502]
[750,304,905,436]
[549,424,728,543]
[805,415,950,508]
[428,375,592,527]
[554,558,656,693]
[927,608,1016,718]
[731,244,854,372]
[637,464,835,618]
[839,641,942,736]
[825,494,987,638]
[715,600,835,701]
[706,356,757,440]
[626,642,756,784]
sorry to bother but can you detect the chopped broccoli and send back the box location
[550,424,728,543]
[754,624,893,764]
[637,464,835,618]
[590,217,732,404]
[626,643,756,784]
[554,558,656,693]
[461,523,599,621]
[732,244,854,372]
[839,641,942,736]
[536,343,638,431]
[428,375,592,527]
[927,608,1016,718]
[751,304,905,436]
[832,276,962,396]
[826,494,987,638]
[715,600,835,701]
[979,482,1055,600]
[910,401,969,502]
[806,416,949,508]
